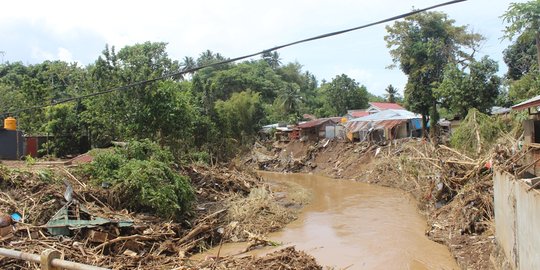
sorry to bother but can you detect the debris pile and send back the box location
[0,163,305,269]
[193,246,322,270]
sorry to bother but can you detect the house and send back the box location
[512,95,540,175]
[345,109,421,142]
[366,102,405,114]
[297,117,341,141]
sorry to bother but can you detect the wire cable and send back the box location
[1,0,467,116]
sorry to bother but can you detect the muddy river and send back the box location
[197,172,458,270]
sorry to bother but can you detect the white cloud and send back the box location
[345,68,374,84]
[57,47,73,62]
[1,0,529,88]
[31,47,54,61]
[30,46,80,64]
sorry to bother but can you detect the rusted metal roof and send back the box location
[297,118,337,129]
[512,95,540,111]
[348,111,369,118]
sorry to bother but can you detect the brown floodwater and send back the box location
[194,172,459,270]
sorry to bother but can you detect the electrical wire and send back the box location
[1,0,467,116]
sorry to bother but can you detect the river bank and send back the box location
[195,172,459,269]
[245,139,503,269]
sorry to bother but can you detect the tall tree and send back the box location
[181,56,196,71]
[502,0,540,70]
[277,83,302,120]
[384,84,399,103]
[385,11,483,138]
[503,33,537,80]
[215,90,264,145]
[262,51,281,69]
[435,56,501,118]
[317,74,369,116]
[83,42,181,145]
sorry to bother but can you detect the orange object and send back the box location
[4,117,16,130]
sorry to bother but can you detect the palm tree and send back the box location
[279,83,302,117]
[384,84,398,103]
[181,56,196,71]
[262,51,281,69]
[197,50,215,66]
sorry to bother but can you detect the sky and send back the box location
[0,0,527,96]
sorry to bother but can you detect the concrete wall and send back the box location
[494,171,540,270]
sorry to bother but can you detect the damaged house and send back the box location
[345,109,422,142]
[297,117,342,141]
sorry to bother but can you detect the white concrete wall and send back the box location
[494,171,540,270]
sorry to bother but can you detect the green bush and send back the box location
[86,140,193,218]
[116,159,193,218]
[85,150,126,185]
[118,139,174,164]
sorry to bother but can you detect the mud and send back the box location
[195,172,459,270]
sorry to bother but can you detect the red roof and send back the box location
[369,102,404,110]
[350,111,369,118]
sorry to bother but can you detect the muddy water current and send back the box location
[196,172,458,269]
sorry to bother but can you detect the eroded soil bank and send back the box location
[196,172,459,270]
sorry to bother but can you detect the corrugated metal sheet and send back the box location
[297,118,339,129]
[0,130,24,160]
[512,95,540,111]
[346,119,406,133]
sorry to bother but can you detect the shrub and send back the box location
[85,140,193,218]
[118,139,174,164]
[85,150,126,185]
[116,159,193,218]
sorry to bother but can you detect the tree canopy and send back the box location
[316,74,369,116]
[435,57,501,118]
[502,0,540,68]
[502,0,540,103]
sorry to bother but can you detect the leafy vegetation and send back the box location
[436,57,501,118]
[1,2,539,160]
[85,140,193,218]
[385,11,485,137]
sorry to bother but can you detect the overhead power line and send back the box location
[1,0,467,116]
